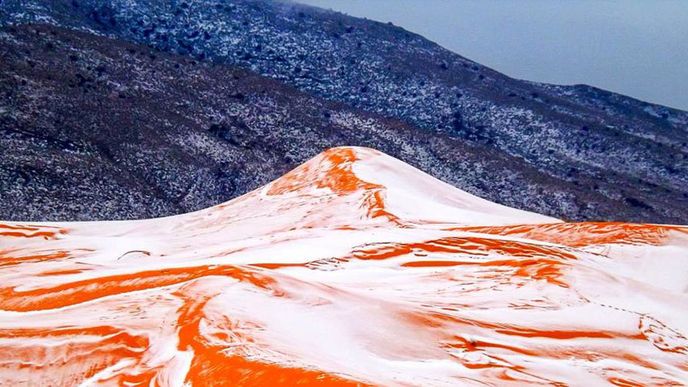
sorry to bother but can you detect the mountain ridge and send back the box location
[4,23,677,223]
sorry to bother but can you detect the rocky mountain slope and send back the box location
[3,24,676,222]
[0,24,623,221]
[1,0,687,222]
[1,147,687,385]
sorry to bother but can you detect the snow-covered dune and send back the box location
[1,147,686,385]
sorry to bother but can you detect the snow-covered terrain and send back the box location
[1,147,686,385]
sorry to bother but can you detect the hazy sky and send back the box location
[297,0,688,111]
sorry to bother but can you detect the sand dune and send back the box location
[1,147,686,385]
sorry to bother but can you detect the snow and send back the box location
[0,146,686,385]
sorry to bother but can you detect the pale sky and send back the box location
[297,0,688,111]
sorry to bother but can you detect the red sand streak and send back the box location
[494,327,627,340]
[0,265,279,312]
[401,258,569,287]
[353,237,576,261]
[174,290,369,386]
[350,237,574,286]
[0,250,70,267]
[404,310,646,346]
[608,377,644,387]
[37,268,85,276]
[456,222,688,247]
[0,223,65,239]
